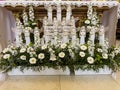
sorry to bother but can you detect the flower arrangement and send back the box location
[0,42,120,74]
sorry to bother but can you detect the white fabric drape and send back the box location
[0,7,16,51]
[101,6,118,47]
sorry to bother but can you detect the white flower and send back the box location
[102,53,108,59]
[60,43,67,49]
[91,20,97,25]
[41,45,47,50]
[3,54,10,59]
[20,55,26,60]
[87,57,94,64]
[85,20,90,24]
[97,48,103,53]
[79,52,85,57]
[20,48,26,53]
[87,26,91,29]
[50,54,57,61]
[29,58,37,64]
[80,45,87,51]
[38,53,45,59]
[58,52,65,58]
[25,27,32,31]
[27,47,34,52]
[3,48,12,53]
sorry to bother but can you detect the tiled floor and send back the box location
[1,75,120,90]
[0,40,120,90]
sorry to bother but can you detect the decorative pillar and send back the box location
[89,26,95,45]
[53,17,58,45]
[66,5,72,21]
[62,18,69,43]
[99,25,105,46]
[34,27,40,46]
[47,5,53,23]
[79,26,86,44]
[71,16,76,44]
[24,30,30,45]
[57,4,61,22]
[16,18,23,46]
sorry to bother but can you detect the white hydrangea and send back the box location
[41,45,47,50]
[85,20,90,24]
[38,53,45,60]
[3,54,10,59]
[58,52,65,58]
[29,58,37,64]
[79,52,86,57]
[20,48,26,53]
[60,43,67,49]
[80,45,87,51]
[20,55,26,60]
[87,57,94,64]
[102,53,108,59]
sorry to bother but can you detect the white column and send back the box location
[66,5,72,21]
[79,26,86,44]
[24,30,30,45]
[99,25,105,46]
[53,17,58,45]
[89,26,95,45]
[57,5,61,22]
[47,5,53,23]
[34,27,40,46]
[16,29,22,46]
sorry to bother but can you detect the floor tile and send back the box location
[0,76,60,90]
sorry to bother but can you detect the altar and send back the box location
[0,1,120,80]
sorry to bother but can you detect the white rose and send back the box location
[79,52,85,57]
[41,45,47,50]
[85,20,90,24]
[87,57,94,64]
[29,58,37,64]
[20,55,26,60]
[97,48,103,53]
[102,53,108,59]
[60,43,67,49]
[3,54,10,59]
[20,48,26,53]
[58,52,65,58]
[38,53,45,59]
[80,45,87,51]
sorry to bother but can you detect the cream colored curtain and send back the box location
[0,7,16,51]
